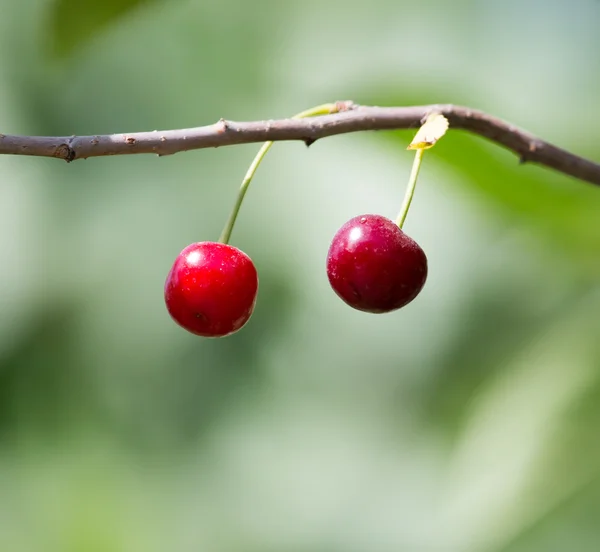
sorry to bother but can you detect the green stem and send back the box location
[395,147,425,229]
[219,103,339,244]
[219,140,273,245]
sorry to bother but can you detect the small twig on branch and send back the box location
[0,102,599,186]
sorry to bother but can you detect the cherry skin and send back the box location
[326,214,427,313]
[164,242,259,337]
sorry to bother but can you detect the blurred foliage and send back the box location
[46,0,158,59]
[0,1,599,551]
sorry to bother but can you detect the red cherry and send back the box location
[326,214,427,313]
[164,242,258,337]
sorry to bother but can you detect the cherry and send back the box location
[164,242,259,337]
[326,214,427,313]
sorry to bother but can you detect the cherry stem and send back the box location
[395,147,425,229]
[219,103,341,245]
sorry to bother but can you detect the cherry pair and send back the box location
[164,214,427,338]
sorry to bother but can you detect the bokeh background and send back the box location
[0,0,599,551]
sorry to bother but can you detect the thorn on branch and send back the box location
[303,137,317,147]
[216,118,229,132]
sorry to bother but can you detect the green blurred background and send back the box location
[0,0,599,550]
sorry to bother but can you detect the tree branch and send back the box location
[1,101,599,186]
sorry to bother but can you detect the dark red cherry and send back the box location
[165,242,258,337]
[326,214,427,313]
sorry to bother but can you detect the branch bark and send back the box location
[1,102,599,186]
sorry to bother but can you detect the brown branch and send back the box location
[0,102,599,186]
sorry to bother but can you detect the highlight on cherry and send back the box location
[164,105,449,337]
